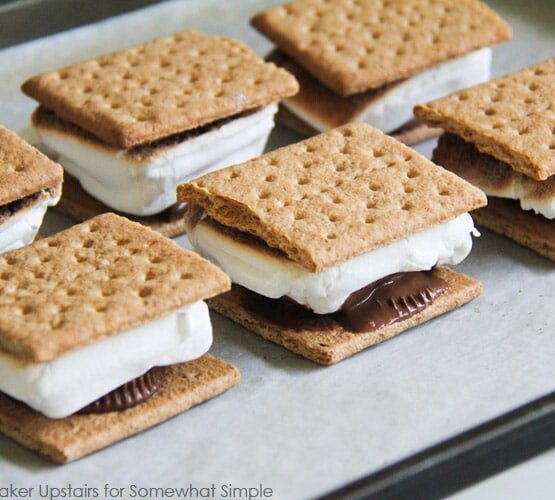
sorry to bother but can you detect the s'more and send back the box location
[178,123,486,365]
[0,125,62,253]
[0,213,239,463]
[251,0,511,144]
[415,58,555,261]
[21,31,298,237]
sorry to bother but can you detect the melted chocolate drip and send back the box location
[78,367,166,414]
[333,271,447,332]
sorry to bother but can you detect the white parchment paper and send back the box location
[0,1,553,499]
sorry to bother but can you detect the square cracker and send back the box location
[252,0,510,96]
[55,172,187,238]
[0,125,63,206]
[209,267,482,365]
[22,31,298,148]
[0,213,230,363]
[414,58,555,181]
[178,123,486,273]
[0,354,240,463]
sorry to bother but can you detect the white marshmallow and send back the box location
[0,300,212,419]
[283,48,491,134]
[188,213,478,314]
[0,195,59,254]
[481,180,555,220]
[34,104,278,216]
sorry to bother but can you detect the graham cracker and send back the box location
[178,123,486,272]
[415,58,555,181]
[22,31,298,148]
[0,213,230,363]
[252,0,510,96]
[0,125,63,206]
[0,354,240,463]
[471,198,555,262]
[209,267,482,365]
[56,173,187,238]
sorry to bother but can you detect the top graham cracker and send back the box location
[0,125,63,206]
[415,58,555,181]
[251,0,511,96]
[0,213,230,363]
[21,31,298,148]
[178,123,486,272]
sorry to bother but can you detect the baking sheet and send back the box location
[0,1,554,499]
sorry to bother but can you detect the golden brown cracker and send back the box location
[22,31,298,148]
[209,267,482,365]
[0,125,63,206]
[0,355,240,463]
[252,0,510,96]
[0,213,230,362]
[415,58,555,181]
[178,123,486,272]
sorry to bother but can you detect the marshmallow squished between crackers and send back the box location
[0,213,239,463]
[178,123,487,364]
[0,125,63,253]
[22,31,299,236]
[251,0,511,143]
[415,58,555,261]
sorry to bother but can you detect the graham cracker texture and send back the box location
[178,123,487,272]
[415,58,555,181]
[56,173,187,238]
[0,213,230,363]
[0,125,63,206]
[0,354,240,463]
[252,0,511,96]
[22,31,298,148]
[209,267,482,365]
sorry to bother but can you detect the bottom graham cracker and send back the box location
[56,173,187,238]
[208,267,482,365]
[473,197,555,262]
[0,354,239,463]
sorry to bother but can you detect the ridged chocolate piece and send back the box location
[78,367,166,414]
[333,271,447,332]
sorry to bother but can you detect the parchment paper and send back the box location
[0,1,553,499]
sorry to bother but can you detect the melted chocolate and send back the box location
[333,271,447,332]
[78,367,166,414]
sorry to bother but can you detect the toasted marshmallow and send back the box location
[478,175,555,220]
[283,48,491,134]
[188,213,478,314]
[0,300,212,419]
[0,195,60,254]
[33,105,278,216]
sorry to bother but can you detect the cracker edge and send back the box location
[472,198,555,262]
[0,354,239,464]
[208,267,482,365]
